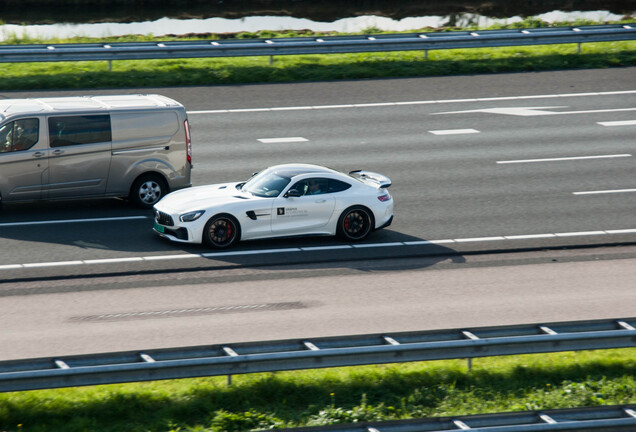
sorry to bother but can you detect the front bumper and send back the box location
[153,221,190,241]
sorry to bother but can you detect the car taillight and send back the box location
[184,119,192,165]
[377,192,391,202]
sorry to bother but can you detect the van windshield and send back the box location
[241,170,291,198]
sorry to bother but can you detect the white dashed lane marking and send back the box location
[598,120,636,127]
[428,129,480,135]
[496,154,632,164]
[257,137,308,143]
[573,188,636,195]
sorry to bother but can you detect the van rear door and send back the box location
[45,114,112,198]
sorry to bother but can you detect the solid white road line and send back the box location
[598,120,636,127]
[429,129,480,135]
[0,216,148,227]
[573,188,636,195]
[2,228,635,271]
[497,154,632,164]
[186,90,636,115]
[257,137,308,143]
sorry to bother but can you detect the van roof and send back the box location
[0,94,183,122]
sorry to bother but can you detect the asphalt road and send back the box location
[0,68,634,280]
[2,247,635,360]
[0,68,634,359]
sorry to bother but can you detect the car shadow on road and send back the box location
[0,200,465,280]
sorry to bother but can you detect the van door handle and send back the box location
[32,151,45,158]
[52,149,65,155]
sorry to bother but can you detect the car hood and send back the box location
[156,182,253,213]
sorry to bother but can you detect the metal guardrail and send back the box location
[0,24,634,63]
[283,405,636,432]
[0,317,634,392]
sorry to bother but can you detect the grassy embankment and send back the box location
[0,349,635,431]
[0,18,635,90]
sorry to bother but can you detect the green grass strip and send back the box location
[0,18,634,90]
[0,349,634,432]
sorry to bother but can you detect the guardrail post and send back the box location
[577,43,582,54]
[424,50,429,60]
[108,60,112,71]
[269,55,274,65]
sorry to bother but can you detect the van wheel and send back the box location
[130,174,167,208]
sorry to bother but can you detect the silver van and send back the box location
[0,94,192,208]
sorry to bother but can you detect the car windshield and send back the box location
[241,170,291,198]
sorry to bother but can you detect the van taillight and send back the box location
[184,119,192,165]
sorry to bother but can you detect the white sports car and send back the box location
[153,163,393,248]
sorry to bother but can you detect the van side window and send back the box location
[48,115,112,148]
[0,118,40,153]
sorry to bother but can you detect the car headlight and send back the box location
[179,210,205,222]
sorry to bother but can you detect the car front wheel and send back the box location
[203,214,240,248]
[337,206,373,241]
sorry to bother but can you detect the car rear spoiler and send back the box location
[349,170,392,188]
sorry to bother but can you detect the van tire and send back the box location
[130,174,167,208]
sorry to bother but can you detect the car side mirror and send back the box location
[285,189,301,198]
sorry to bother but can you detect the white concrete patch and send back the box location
[429,129,480,135]
[257,137,308,143]
[598,120,636,127]
[497,154,632,164]
[3,228,635,271]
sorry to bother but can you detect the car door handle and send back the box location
[32,151,46,158]
[52,149,65,155]
[315,199,327,203]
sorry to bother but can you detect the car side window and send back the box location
[327,179,352,193]
[48,115,112,148]
[0,118,40,153]
[291,178,330,196]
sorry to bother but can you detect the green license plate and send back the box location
[153,221,165,233]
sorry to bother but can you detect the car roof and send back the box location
[269,163,340,179]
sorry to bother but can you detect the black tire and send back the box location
[130,174,167,208]
[203,214,240,249]
[337,206,373,241]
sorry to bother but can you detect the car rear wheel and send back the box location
[131,174,167,208]
[337,206,373,241]
[203,214,240,248]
